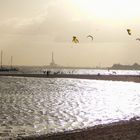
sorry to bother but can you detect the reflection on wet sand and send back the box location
[0,77,140,139]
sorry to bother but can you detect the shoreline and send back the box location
[0,73,140,83]
[19,118,140,140]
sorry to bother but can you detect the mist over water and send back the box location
[0,76,140,139]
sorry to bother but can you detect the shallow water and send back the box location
[0,76,140,139]
[13,66,140,75]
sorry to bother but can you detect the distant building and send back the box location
[46,52,60,68]
[110,63,140,70]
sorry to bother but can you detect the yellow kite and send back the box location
[72,36,79,43]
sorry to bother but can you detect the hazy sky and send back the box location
[1,0,140,67]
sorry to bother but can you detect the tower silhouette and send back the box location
[51,52,55,65]
[50,52,57,67]
[1,50,3,69]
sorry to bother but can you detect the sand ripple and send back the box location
[0,77,140,139]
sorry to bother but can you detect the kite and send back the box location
[87,35,93,41]
[127,29,131,35]
[72,36,79,43]
[136,38,140,41]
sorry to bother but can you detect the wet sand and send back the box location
[19,118,140,140]
[0,73,140,83]
[1,73,140,140]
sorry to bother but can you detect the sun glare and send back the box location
[74,0,140,21]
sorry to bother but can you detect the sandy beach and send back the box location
[1,73,140,140]
[19,118,140,140]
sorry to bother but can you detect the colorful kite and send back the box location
[87,35,93,41]
[72,36,79,43]
[127,29,131,35]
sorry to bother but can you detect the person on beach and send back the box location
[47,71,50,76]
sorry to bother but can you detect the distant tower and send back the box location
[50,52,57,67]
[11,56,13,69]
[46,52,60,68]
[1,50,3,69]
[52,52,55,65]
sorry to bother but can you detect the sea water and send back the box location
[17,66,140,75]
[0,76,140,139]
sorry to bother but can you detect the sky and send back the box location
[0,0,140,67]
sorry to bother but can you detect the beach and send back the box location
[0,75,140,140]
[22,118,140,140]
[1,0,140,139]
